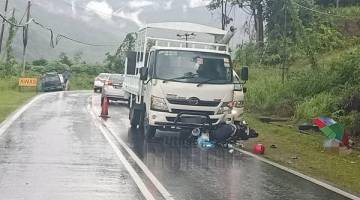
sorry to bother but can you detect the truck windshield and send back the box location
[155,50,232,84]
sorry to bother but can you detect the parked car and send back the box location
[101,74,126,104]
[41,72,65,92]
[94,73,110,93]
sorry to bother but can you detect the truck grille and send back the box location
[170,109,215,116]
[167,98,220,107]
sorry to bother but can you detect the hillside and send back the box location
[0,0,247,63]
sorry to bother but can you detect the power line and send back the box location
[32,18,118,47]
[55,34,117,47]
[293,1,358,19]
[0,11,34,27]
[0,11,118,47]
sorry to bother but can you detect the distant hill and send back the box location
[0,0,247,63]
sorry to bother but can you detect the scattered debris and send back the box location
[195,121,259,151]
[298,123,320,132]
[197,132,215,149]
[323,139,340,148]
[259,116,289,123]
[291,156,298,160]
[339,147,352,155]
[270,144,277,149]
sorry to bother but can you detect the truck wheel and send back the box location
[129,104,140,128]
[144,118,156,140]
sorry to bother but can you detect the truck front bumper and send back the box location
[148,110,233,130]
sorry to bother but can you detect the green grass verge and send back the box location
[242,114,360,195]
[0,77,37,123]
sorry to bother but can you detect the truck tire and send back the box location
[144,118,156,140]
[129,104,140,128]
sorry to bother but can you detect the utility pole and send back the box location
[0,0,9,54]
[22,1,31,76]
[336,0,340,8]
[282,0,287,84]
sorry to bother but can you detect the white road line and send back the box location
[0,93,45,137]
[87,104,156,200]
[90,95,175,200]
[234,147,360,200]
[106,125,175,200]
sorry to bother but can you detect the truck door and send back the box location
[144,51,156,110]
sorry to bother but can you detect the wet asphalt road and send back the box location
[0,91,355,200]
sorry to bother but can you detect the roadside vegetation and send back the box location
[0,77,36,122]
[0,20,134,122]
[212,0,360,194]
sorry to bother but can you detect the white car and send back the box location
[101,74,126,104]
[94,73,110,93]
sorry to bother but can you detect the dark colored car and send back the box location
[41,73,64,92]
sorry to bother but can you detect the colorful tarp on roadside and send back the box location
[313,117,344,140]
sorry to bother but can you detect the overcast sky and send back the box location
[1,0,249,61]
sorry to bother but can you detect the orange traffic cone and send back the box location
[100,95,110,118]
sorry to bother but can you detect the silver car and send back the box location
[101,74,126,103]
[94,73,110,93]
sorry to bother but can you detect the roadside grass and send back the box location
[0,78,36,123]
[242,114,360,195]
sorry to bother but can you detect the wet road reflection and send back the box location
[100,95,352,200]
[0,92,144,200]
[0,92,353,200]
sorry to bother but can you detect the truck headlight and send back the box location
[151,96,169,112]
[217,102,232,114]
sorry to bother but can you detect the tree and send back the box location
[264,0,304,63]
[316,0,359,7]
[58,52,72,66]
[104,33,136,73]
[207,0,234,30]
[3,11,17,75]
[32,58,48,66]
[73,51,83,64]
[207,0,265,46]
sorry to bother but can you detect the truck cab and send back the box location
[123,22,240,139]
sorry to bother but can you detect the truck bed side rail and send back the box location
[123,75,141,96]
[147,37,229,52]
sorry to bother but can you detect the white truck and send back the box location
[123,22,248,139]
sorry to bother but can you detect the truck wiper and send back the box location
[196,78,217,87]
[162,73,198,83]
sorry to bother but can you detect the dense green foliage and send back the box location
[0,32,135,90]
[242,45,360,137]
[232,2,360,137]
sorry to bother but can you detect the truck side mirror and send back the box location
[140,67,148,81]
[241,67,248,81]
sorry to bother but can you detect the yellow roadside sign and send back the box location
[18,78,38,87]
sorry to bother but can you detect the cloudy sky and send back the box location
[27,0,248,33]
[1,0,248,61]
